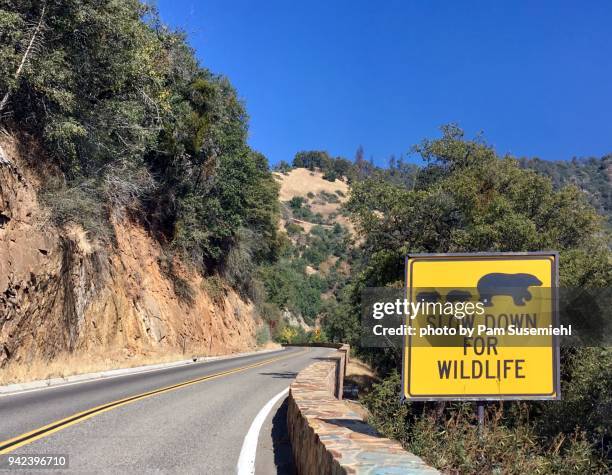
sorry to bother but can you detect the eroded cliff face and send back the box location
[0,136,257,374]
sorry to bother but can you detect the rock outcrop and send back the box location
[0,135,257,375]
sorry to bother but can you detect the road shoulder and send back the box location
[0,347,286,397]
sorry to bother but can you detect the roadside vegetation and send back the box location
[257,219,353,343]
[318,125,611,473]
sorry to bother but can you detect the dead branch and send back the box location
[0,1,48,116]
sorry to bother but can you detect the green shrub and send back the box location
[259,258,325,324]
[285,222,304,235]
[323,170,338,181]
[41,177,112,239]
[534,347,612,459]
[201,275,226,304]
[257,301,282,324]
[307,328,328,343]
[222,228,257,299]
[318,190,340,203]
[406,407,604,474]
[292,205,321,223]
[289,196,306,209]
[256,325,271,345]
[302,245,326,266]
[362,371,610,474]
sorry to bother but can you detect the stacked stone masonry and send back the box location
[287,344,439,475]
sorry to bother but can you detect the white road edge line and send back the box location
[237,387,290,475]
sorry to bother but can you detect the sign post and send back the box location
[402,252,560,402]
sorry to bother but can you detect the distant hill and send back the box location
[279,151,612,228]
[273,168,352,234]
[260,168,353,333]
[519,156,612,225]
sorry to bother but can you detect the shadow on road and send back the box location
[259,371,298,379]
[270,397,296,475]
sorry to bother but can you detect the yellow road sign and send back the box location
[403,252,560,401]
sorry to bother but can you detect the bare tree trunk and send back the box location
[0,144,9,165]
[0,2,47,116]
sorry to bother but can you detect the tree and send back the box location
[519,154,611,227]
[322,169,338,182]
[276,160,291,173]
[348,126,608,288]
[293,150,332,171]
[354,145,366,176]
[332,156,352,178]
[0,0,46,116]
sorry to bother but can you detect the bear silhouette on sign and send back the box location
[415,290,441,303]
[446,290,472,303]
[477,273,543,307]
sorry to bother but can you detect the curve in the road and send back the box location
[0,349,306,455]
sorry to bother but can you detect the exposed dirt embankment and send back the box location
[0,136,257,383]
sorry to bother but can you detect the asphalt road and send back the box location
[0,346,335,474]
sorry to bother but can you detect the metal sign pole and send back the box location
[477,401,485,439]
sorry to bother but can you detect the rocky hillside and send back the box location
[0,136,259,383]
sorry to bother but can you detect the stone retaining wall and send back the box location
[287,345,438,475]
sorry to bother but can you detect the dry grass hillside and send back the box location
[273,168,353,234]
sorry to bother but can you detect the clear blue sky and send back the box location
[156,0,612,166]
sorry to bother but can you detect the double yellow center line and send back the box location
[0,349,306,454]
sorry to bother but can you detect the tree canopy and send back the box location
[0,0,280,293]
[346,125,609,289]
